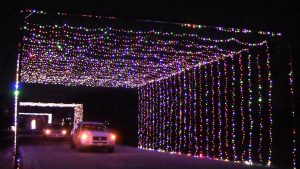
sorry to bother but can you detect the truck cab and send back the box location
[70,122,116,152]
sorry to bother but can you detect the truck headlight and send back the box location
[110,134,116,141]
[80,133,91,142]
[62,130,67,135]
[45,129,51,135]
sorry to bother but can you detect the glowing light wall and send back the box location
[138,46,273,166]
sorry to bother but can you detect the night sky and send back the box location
[0,1,299,167]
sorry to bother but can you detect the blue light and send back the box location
[15,83,19,89]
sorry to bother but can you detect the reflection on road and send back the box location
[18,135,266,169]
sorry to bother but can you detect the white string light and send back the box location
[19,102,83,126]
[19,112,52,124]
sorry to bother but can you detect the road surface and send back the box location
[19,136,270,169]
[0,147,14,169]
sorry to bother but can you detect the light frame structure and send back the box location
[19,112,53,124]
[19,102,83,126]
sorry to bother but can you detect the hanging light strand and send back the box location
[223,58,230,161]
[266,44,273,167]
[247,51,253,163]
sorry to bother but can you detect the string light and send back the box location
[247,52,253,163]
[183,71,188,153]
[138,48,276,166]
[21,9,282,37]
[170,76,176,153]
[166,77,172,152]
[204,64,210,158]
[13,53,21,157]
[19,102,82,107]
[181,23,282,37]
[151,82,155,150]
[197,66,204,157]
[210,62,216,158]
[21,22,270,88]
[179,72,183,153]
[19,113,52,124]
[256,54,263,163]
[216,60,223,160]
[138,88,142,148]
[161,79,166,151]
[174,74,180,153]
[223,58,230,161]
[158,80,162,150]
[188,71,193,155]
[140,88,144,148]
[288,50,297,169]
[239,53,246,161]
[231,54,237,162]
[142,86,147,148]
[156,80,160,150]
[193,67,198,156]
[148,82,152,149]
[266,44,273,167]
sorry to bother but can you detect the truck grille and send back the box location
[93,136,107,141]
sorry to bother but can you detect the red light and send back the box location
[62,130,67,135]
[45,129,51,135]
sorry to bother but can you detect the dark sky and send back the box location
[0,0,297,29]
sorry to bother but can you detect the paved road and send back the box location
[0,135,14,169]
[19,136,270,169]
[0,147,14,169]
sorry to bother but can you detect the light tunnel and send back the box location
[13,9,296,168]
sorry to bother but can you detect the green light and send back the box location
[14,90,19,96]
[57,45,62,50]
[259,98,262,102]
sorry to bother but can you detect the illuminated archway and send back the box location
[19,112,52,124]
[19,102,83,126]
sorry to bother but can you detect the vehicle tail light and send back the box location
[45,129,51,135]
[62,130,67,135]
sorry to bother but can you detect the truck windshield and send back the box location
[47,124,63,129]
[81,124,107,131]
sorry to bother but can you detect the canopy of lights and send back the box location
[19,10,280,88]
[17,9,295,169]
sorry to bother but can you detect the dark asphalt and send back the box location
[0,147,14,169]
[19,136,271,169]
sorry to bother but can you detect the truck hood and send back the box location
[82,130,110,137]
